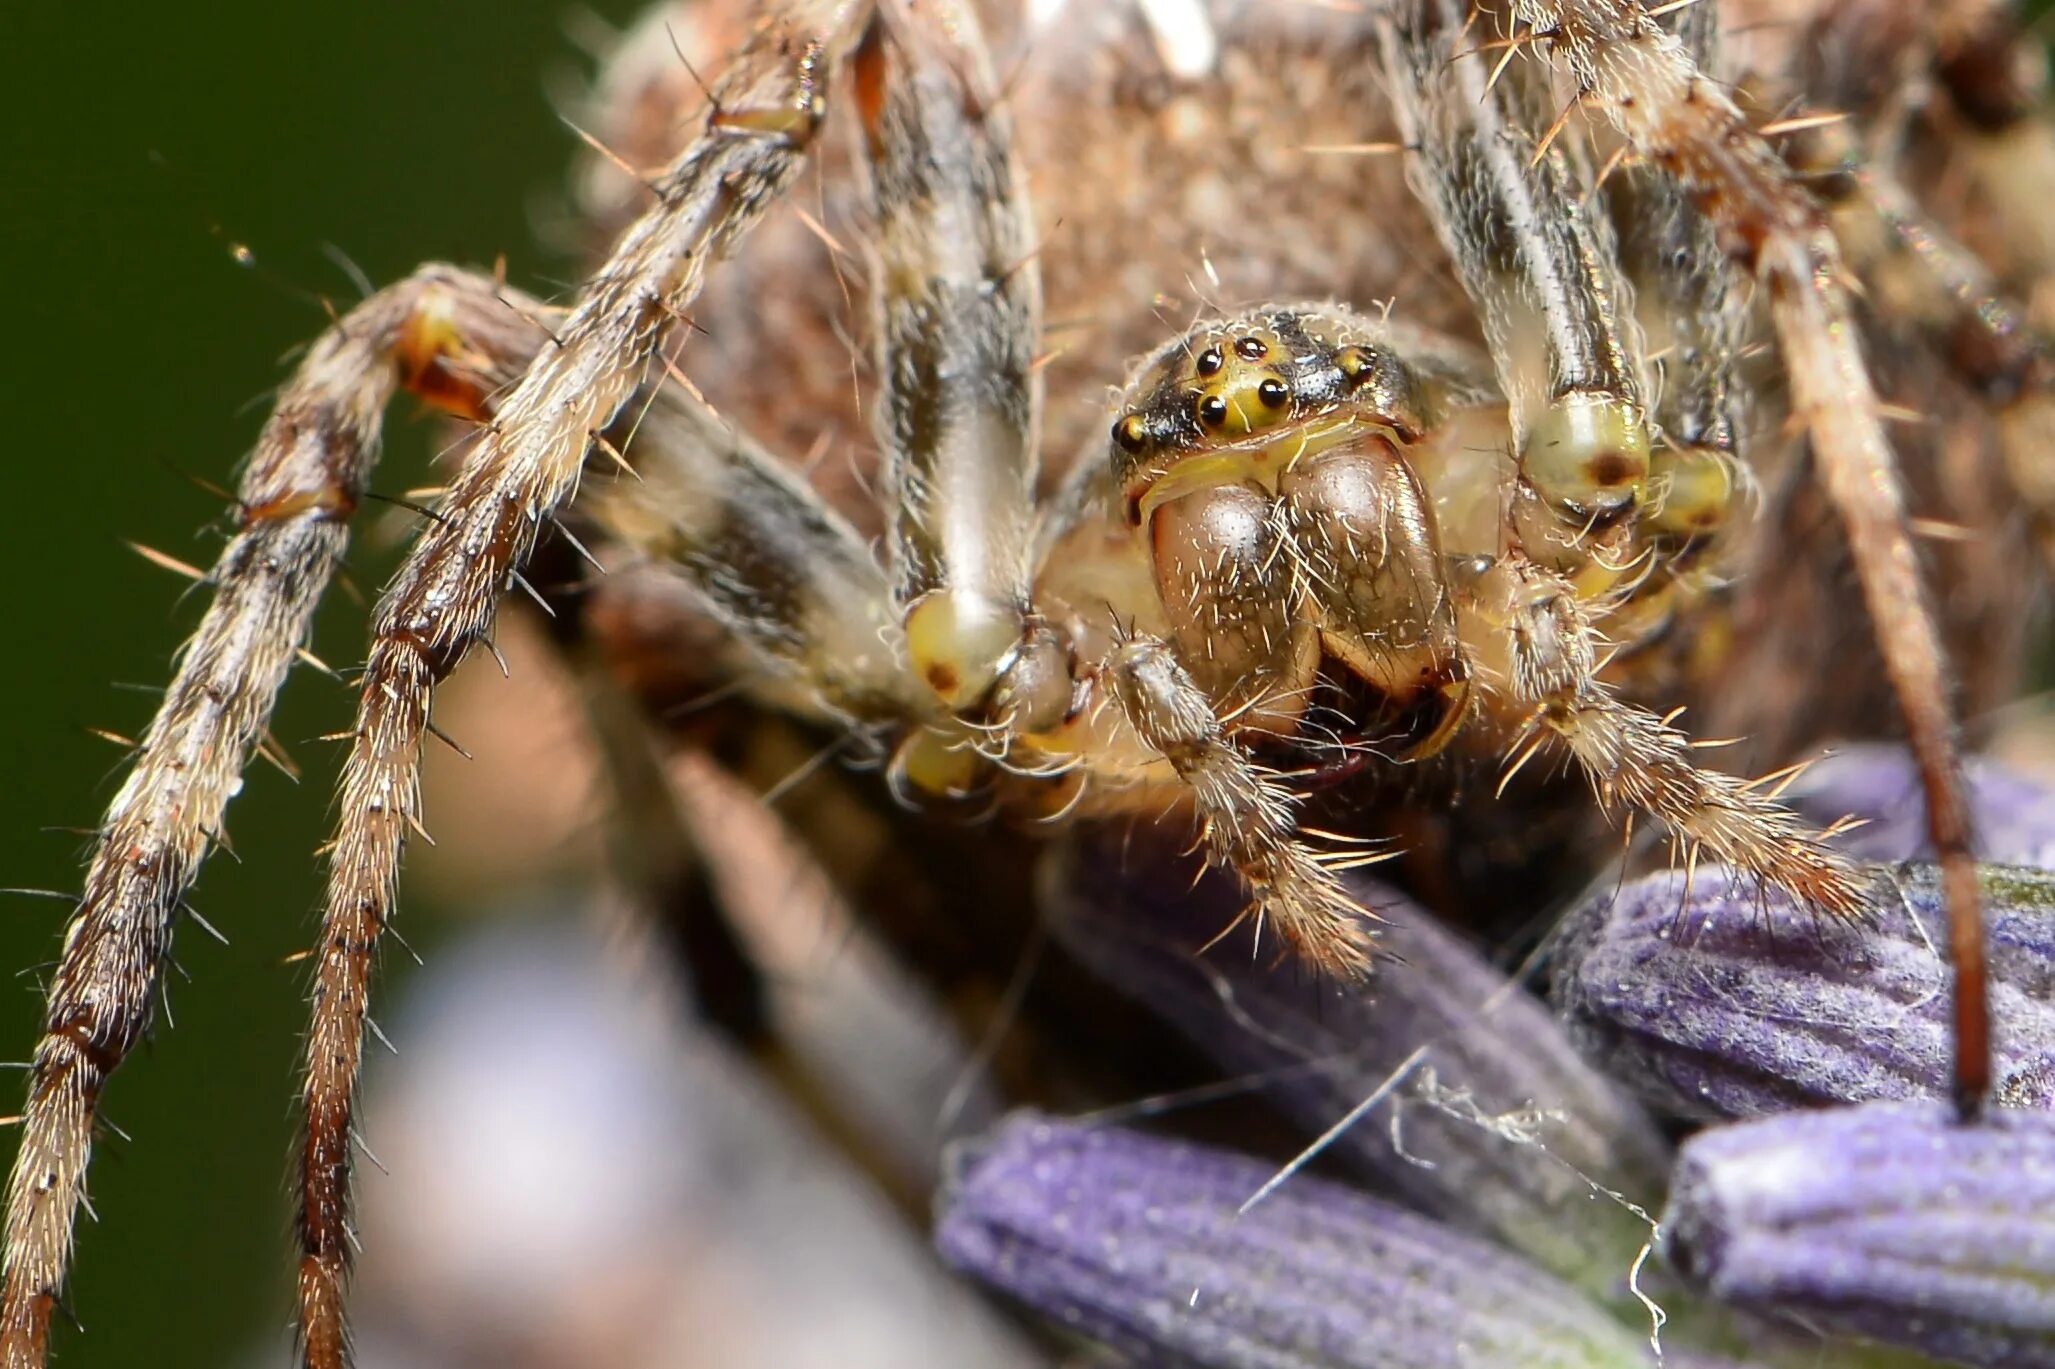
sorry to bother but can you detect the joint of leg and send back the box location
[395,292,496,422]
[986,620,1077,736]
[904,589,1027,713]
[1509,486,1639,597]
[47,1015,120,1079]
[378,621,467,685]
[710,70,830,146]
[1643,443,1737,539]
[242,485,357,528]
[1522,390,1651,518]
[887,727,990,806]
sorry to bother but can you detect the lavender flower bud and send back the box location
[1784,744,2055,868]
[1553,862,2055,1120]
[936,1112,1665,1369]
[1045,836,1672,1309]
[1663,1102,2055,1367]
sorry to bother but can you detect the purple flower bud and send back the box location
[1663,1101,2055,1367]
[936,1112,1667,1368]
[1553,862,2055,1120]
[1784,744,2055,868]
[1045,835,1673,1307]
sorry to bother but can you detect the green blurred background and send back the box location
[0,5,635,1363]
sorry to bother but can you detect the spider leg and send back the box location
[1774,90,2055,575]
[1590,3,1748,653]
[1606,2,1745,539]
[547,604,944,1217]
[293,4,870,1363]
[583,379,926,727]
[526,558,774,1048]
[855,0,1070,732]
[1513,0,1989,1115]
[1598,155,1750,646]
[1380,0,1654,599]
[1463,552,1870,919]
[0,266,551,1369]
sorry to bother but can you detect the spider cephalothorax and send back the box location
[9,0,2055,1364]
[1105,310,1475,753]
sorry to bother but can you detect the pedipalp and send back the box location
[1461,551,1870,922]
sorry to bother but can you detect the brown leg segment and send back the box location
[0,266,550,1369]
[1513,0,1991,1119]
[1468,553,1869,921]
[855,0,1050,718]
[294,5,869,1364]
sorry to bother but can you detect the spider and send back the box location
[7,0,2054,1363]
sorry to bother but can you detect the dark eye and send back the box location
[1335,346,1372,383]
[1196,394,1229,429]
[1235,336,1269,361]
[1113,413,1149,452]
[1257,378,1289,409]
[1196,346,1225,377]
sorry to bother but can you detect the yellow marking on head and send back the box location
[1190,331,1295,440]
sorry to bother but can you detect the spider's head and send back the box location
[1110,312,1429,528]
[1111,326,1298,470]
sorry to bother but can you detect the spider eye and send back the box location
[1234,336,1269,361]
[1195,394,1230,429]
[1256,378,1289,409]
[1195,346,1225,377]
[1113,413,1150,453]
[1335,346,1373,383]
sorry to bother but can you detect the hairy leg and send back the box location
[854,1,1060,725]
[1773,82,2055,578]
[1380,0,1654,600]
[1463,552,1868,918]
[1100,634,1380,978]
[0,267,551,1368]
[1605,1,1746,549]
[584,379,923,726]
[1513,0,1990,1116]
[294,4,869,1362]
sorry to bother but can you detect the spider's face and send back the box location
[1108,311,1433,530]
[1092,306,1471,754]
